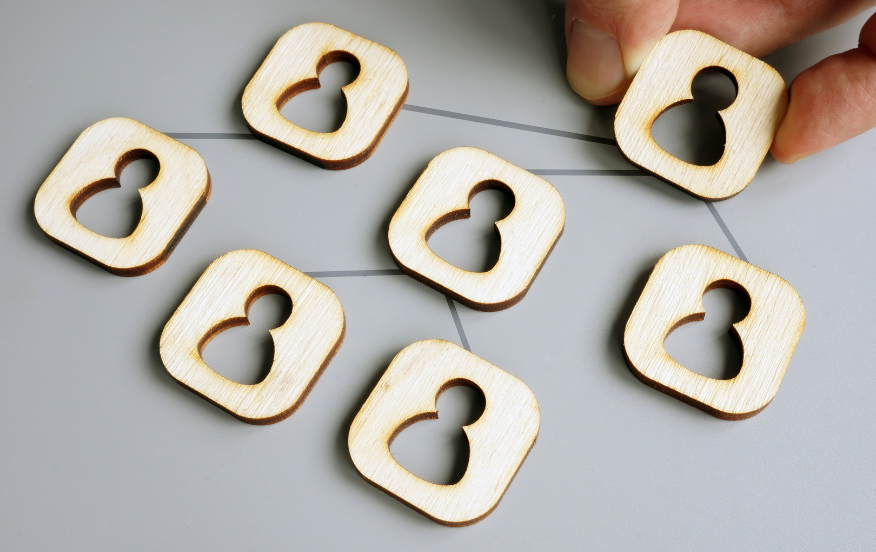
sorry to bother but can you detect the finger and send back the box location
[770,12,876,163]
[565,0,679,105]
[565,0,876,106]
[673,0,876,58]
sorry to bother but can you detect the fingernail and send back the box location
[770,129,809,164]
[623,38,661,77]
[774,152,806,164]
[566,18,626,102]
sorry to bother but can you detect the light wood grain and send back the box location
[242,22,408,170]
[160,249,345,425]
[349,339,539,526]
[615,30,788,200]
[388,147,565,311]
[34,117,210,275]
[624,244,805,420]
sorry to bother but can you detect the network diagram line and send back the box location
[167,100,751,352]
[527,169,648,176]
[400,104,617,145]
[166,133,254,139]
[705,202,748,262]
[445,296,471,352]
[305,269,404,278]
[302,269,472,352]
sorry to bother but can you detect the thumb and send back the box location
[770,12,876,163]
[565,0,679,105]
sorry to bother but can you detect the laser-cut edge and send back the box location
[181,321,346,425]
[383,378,484,487]
[400,179,522,311]
[361,433,537,527]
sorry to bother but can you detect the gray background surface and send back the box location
[2,1,875,550]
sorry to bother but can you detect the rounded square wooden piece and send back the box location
[34,117,210,275]
[241,22,408,170]
[159,249,345,425]
[388,147,565,311]
[624,245,805,420]
[614,30,788,200]
[348,340,540,526]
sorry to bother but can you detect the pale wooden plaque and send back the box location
[242,22,408,169]
[624,244,805,419]
[160,249,346,425]
[388,147,565,311]
[34,117,210,275]
[349,340,540,526]
[615,30,788,200]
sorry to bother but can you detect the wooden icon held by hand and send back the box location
[34,117,210,275]
[624,245,805,420]
[160,249,345,424]
[388,147,565,311]
[349,340,540,526]
[242,22,408,169]
[615,30,788,200]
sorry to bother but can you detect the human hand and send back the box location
[565,0,876,163]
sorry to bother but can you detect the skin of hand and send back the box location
[565,0,876,163]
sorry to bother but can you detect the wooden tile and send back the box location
[349,339,539,526]
[34,117,210,275]
[624,244,805,419]
[242,22,408,169]
[160,249,345,424]
[615,30,788,200]
[388,147,565,311]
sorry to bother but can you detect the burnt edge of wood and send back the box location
[44,171,211,277]
[246,81,409,170]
